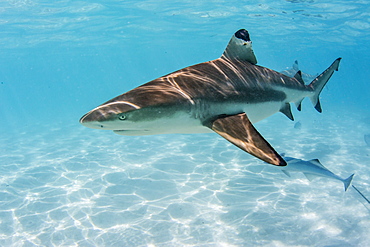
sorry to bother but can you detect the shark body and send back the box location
[279,155,354,191]
[80,29,341,166]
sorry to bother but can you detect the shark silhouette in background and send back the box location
[276,154,370,206]
[280,60,318,84]
[279,154,354,191]
[80,29,341,167]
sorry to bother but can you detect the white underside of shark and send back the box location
[113,101,284,135]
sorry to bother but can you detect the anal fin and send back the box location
[206,113,286,166]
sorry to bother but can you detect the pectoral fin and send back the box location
[206,113,286,166]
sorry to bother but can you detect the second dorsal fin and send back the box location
[294,70,305,85]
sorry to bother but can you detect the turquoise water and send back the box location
[1,1,370,246]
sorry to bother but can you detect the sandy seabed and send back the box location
[1,109,369,247]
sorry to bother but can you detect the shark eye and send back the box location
[118,114,126,120]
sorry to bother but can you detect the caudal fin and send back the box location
[308,58,341,113]
[343,174,354,191]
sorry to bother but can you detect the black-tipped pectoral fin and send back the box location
[206,113,286,166]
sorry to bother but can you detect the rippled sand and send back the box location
[1,109,369,246]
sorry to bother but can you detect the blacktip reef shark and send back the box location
[279,154,354,191]
[80,29,341,167]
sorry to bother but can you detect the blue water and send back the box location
[1,1,370,246]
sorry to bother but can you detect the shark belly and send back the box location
[209,99,288,124]
[114,100,283,136]
[243,101,283,123]
[113,111,210,136]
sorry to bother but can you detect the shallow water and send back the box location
[1,1,370,246]
[1,111,370,246]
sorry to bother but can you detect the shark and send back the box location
[280,60,318,84]
[278,154,354,191]
[80,29,341,167]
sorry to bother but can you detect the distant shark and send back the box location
[279,154,354,191]
[280,60,318,84]
[80,29,341,166]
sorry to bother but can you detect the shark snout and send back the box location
[80,112,106,129]
[79,107,119,129]
[80,101,139,129]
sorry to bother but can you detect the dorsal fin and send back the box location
[294,70,305,85]
[222,29,257,65]
[309,159,326,168]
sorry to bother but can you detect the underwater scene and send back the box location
[1,0,370,246]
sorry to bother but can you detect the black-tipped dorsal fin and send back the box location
[279,103,294,121]
[222,29,257,65]
[294,71,305,85]
[205,113,286,166]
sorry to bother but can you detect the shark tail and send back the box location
[343,174,354,191]
[307,58,341,113]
